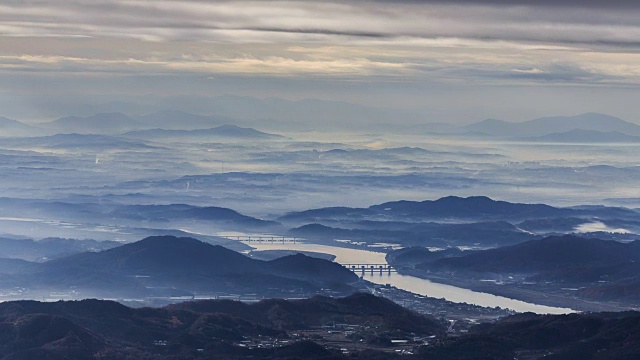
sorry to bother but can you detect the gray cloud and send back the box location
[1,0,640,123]
[467,64,612,83]
[367,0,640,8]
[0,1,638,46]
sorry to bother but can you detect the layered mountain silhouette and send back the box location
[0,133,155,150]
[464,112,640,137]
[522,129,640,143]
[0,293,443,359]
[123,125,284,140]
[423,235,640,273]
[0,293,638,359]
[109,204,281,229]
[0,116,35,137]
[0,198,283,232]
[44,112,139,134]
[135,109,237,130]
[369,196,567,220]
[409,235,640,303]
[22,109,640,139]
[1,236,358,297]
[0,237,120,262]
[40,110,287,141]
[279,196,640,224]
[288,220,535,247]
[386,247,464,267]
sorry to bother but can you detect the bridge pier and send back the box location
[344,264,396,275]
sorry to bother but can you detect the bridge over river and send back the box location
[223,236,396,275]
[219,236,572,314]
[343,263,397,275]
[223,235,301,243]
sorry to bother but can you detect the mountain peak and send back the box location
[369,195,562,221]
[51,235,255,276]
[120,236,234,258]
[434,195,494,203]
[91,111,129,118]
[0,116,34,135]
[46,112,138,134]
[575,112,623,120]
[131,235,213,248]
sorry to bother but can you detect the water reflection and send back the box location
[248,241,573,314]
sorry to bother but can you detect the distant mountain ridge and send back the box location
[522,129,640,143]
[0,236,120,262]
[464,112,640,137]
[40,110,285,136]
[123,124,284,139]
[287,220,535,248]
[22,108,640,137]
[0,198,283,233]
[110,203,281,229]
[1,133,156,150]
[0,116,37,136]
[370,196,567,220]
[279,196,640,224]
[42,111,225,134]
[135,109,238,130]
[43,112,139,134]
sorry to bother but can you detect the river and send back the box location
[245,241,573,314]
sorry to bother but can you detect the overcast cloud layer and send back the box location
[1,0,640,123]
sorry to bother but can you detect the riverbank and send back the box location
[246,240,573,314]
[399,269,635,313]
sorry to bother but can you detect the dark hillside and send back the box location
[12,236,358,297]
[425,235,640,273]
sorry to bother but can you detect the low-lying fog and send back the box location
[2,130,639,221]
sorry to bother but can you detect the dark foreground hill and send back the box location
[419,311,640,360]
[0,236,358,298]
[1,295,640,359]
[168,292,444,335]
[0,293,443,360]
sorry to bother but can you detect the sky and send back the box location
[1,0,640,124]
